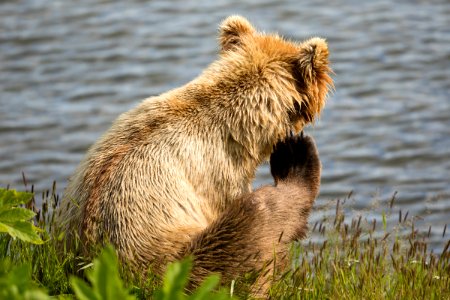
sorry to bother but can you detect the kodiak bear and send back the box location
[57,15,332,294]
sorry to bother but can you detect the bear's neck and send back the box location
[179,77,291,167]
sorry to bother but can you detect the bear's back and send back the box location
[58,92,252,265]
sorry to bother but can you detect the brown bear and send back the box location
[57,15,332,293]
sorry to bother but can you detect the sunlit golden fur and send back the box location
[57,15,332,293]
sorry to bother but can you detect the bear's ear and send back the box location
[219,15,255,51]
[297,37,331,84]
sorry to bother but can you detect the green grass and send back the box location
[270,195,450,299]
[0,184,449,299]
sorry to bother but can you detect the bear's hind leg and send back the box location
[179,134,321,296]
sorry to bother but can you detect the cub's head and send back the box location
[213,16,333,157]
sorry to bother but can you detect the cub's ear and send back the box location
[219,15,255,51]
[297,37,331,85]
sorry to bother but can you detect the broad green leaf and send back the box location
[71,245,135,300]
[0,207,35,222]
[0,221,43,244]
[0,263,51,300]
[70,277,99,300]
[89,245,125,300]
[190,274,221,300]
[154,258,234,300]
[162,258,192,300]
[0,188,42,244]
[22,290,53,300]
[0,188,33,207]
[2,264,30,288]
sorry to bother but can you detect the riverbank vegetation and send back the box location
[1,185,449,299]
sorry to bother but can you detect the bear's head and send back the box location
[207,16,333,160]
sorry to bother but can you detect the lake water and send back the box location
[1,0,449,250]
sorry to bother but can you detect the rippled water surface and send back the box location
[1,0,449,249]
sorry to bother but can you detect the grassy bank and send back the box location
[0,185,449,299]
